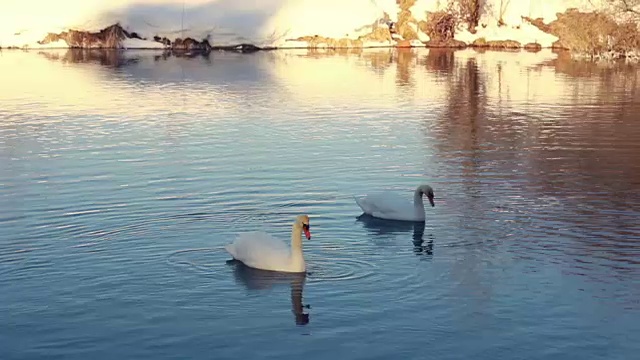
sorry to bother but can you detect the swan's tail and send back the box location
[224,243,237,259]
[353,195,367,212]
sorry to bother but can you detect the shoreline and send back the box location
[3,6,638,62]
[0,41,566,53]
[0,44,617,64]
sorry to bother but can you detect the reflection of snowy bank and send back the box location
[267,47,635,109]
[4,47,636,121]
[0,49,252,118]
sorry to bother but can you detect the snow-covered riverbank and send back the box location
[1,1,638,59]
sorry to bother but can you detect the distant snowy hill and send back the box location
[0,0,618,49]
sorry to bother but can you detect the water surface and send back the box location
[1,48,639,359]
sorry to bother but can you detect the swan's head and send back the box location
[295,215,311,240]
[418,185,435,207]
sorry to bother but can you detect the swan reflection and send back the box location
[413,234,434,256]
[357,214,434,256]
[227,260,310,326]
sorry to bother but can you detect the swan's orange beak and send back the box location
[303,224,311,240]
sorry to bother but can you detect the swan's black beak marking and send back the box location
[303,224,311,240]
[428,193,435,207]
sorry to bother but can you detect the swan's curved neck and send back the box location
[413,188,426,218]
[290,223,305,271]
[413,188,425,207]
[291,224,303,252]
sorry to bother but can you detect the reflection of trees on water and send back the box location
[426,55,495,309]
[38,49,141,67]
[430,54,489,210]
[522,60,640,199]
[304,48,364,58]
[429,50,640,198]
[228,261,310,326]
[294,47,418,88]
[37,48,212,67]
[421,48,455,73]
[395,48,417,88]
[361,49,394,76]
[427,49,640,281]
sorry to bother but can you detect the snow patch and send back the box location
[408,22,430,42]
[264,0,384,41]
[410,0,446,20]
[122,38,166,49]
[456,23,558,48]
[369,0,402,22]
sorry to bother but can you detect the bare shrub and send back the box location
[610,21,640,53]
[591,1,640,27]
[454,0,481,32]
[539,9,640,58]
[601,0,640,16]
[419,11,457,41]
[497,0,511,26]
[553,12,616,55]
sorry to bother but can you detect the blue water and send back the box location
[1,48,639,359]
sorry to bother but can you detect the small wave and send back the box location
[166,247,230,279]
[305,254,377,283]
[166,247,379,284]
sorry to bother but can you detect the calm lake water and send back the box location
[1,48,639,360]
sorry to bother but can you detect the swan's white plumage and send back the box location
[354,185,434,222]
[224,215,309,273]
[225,232,294,272]
[355,193,417,220]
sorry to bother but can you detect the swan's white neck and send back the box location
[413,188,426,220]
[290,223,306,271]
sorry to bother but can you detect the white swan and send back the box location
[224,215,311,273]
[354,184,435,222]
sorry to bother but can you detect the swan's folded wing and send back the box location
[356,192,414,219]
[227,231,290,268]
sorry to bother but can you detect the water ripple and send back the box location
[1,49,640,359]
[165,247,380,284]
[305,254,377,283]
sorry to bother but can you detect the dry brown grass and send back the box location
[397,0,417,11]
[525,9,640,58]
[396,9,419,40]
[358,26,393,43]
[471,38,521,52]
[524,42,542,52]
[294,35,365,49]
[472,39,521,49]
[295,35,336,48]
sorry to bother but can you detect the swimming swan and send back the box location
[354,184,435,222]
[224,215,311,273]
